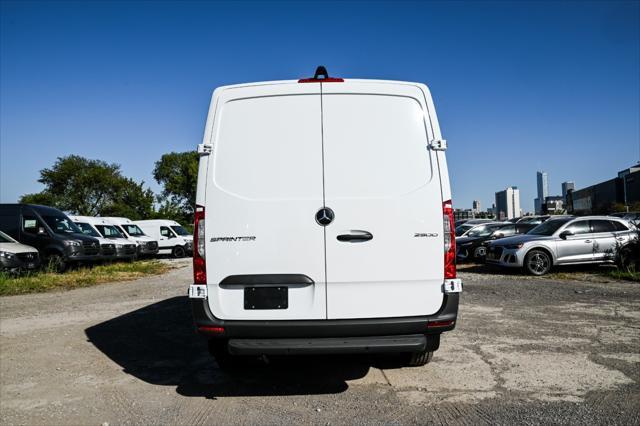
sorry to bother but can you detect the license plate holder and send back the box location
[244,286,288,310]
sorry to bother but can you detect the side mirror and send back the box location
[560,230,573,239]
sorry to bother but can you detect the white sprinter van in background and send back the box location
[69,216,138,261]
[189,67,462,368]
[134,219,193,258]
[102,217,159,257]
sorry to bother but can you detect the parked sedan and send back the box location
[485,216,637,275]
[0,230,40,273]
[456,223,537,262]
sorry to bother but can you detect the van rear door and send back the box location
[321,82,444,319]
[205,83,327,320]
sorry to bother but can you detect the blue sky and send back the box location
[1,0,639,212]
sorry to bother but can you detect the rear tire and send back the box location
[524,249,552,276]
[406,350,434,367]
[172,246,186,258]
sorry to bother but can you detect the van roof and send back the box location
[212,79,430,93]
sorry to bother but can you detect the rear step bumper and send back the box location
[191,294,459,339]
[228,335,428,355]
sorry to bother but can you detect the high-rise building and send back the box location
[536,171,548,214]
[472,200,481,213]
[495,187,521,220]
[561,181,575,203]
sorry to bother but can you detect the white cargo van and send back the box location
[134,219,193,258]
[102,217,159,256]
[189,67,462,368]
[69,216,137,261]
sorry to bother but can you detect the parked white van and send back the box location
[102,217,159,256]
[69,216,137,261]
[134,219,193,258]
[189,67,462,368]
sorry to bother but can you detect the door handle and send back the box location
[337,230,373,243]
[584,240,592,243]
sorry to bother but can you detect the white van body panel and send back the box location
[321,82,444,318]
[204,82,326,320]
[198,78,449,321]
[134,219,192,253]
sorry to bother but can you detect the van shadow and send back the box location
[85,296,377,399]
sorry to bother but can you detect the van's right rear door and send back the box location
[321,82,445,319]
[204,82,326,320]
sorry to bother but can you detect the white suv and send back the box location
[189,67,462,368]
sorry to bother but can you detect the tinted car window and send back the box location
[590,220,615,233]
[611,221,629,232]
[564,220,590,235]
[160,226,172,237]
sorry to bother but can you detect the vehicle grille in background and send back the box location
[83,241,100,255]
[17,252,39,262]
[146,241,158,251]
[124,244,137,255]
[101,244,116,256]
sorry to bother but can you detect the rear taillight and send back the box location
[193,205,206,284]
[443,200,456,279]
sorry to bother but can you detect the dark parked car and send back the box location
[456,223,537,262]
[0,204,101,272]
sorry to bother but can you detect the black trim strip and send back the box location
[192,293,459,338]
[219,274,314,286]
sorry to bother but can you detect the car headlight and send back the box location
[505,243,524,249]
[63,240,82,247]
[0,251,15,259]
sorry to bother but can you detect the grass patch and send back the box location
[0,260,171,296]
[600,268,640,282]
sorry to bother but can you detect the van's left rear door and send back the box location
[205,82,326,320]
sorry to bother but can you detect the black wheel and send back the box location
[524,249,552,276]
[46,254,67,273]
[473,246,487,260]
[406,350,434,367]
[172,246,186,258]
[208,340,244,371]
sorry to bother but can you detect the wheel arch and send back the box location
[523,245,555,266]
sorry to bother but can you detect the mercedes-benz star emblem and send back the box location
[315,207,335,226]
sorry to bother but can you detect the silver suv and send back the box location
[485,216,637,275]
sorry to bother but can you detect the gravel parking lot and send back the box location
[1,260,638,425]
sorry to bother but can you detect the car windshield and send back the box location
[121,224,145,236]
[0,231,15,243]
[42,215,82,234]
[95,225,124,238]
[455,224,474,237]
[75,222,101,238]
[528,218,572,236]
[171,225,191,236]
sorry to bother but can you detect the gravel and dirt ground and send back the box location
[1,260,638,425]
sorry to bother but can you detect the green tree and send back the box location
[19,155,154,218]
[153,151,198,221]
